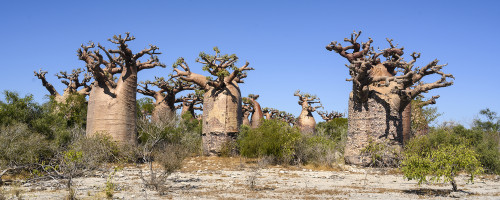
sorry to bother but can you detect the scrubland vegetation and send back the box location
[0,90,499,199]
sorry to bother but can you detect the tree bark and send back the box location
[86,74,138,145]
[297,109,316,134]
[344,91,403,166]
[250,99,263,128]
[201,81,242,155]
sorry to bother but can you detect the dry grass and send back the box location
[302,163,343,172]
[180,156,259,172]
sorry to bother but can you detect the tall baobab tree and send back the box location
[294,90,322,134]
[78,33,165,145]
[172,47,254,155]
[137,76,197,121]
[247,94,263,128]
[34,68,92,103]
[326,31,454,166]
[317,110,344,122]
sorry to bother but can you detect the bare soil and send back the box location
[1,156,499,199]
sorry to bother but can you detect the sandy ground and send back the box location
[1,156,500,199]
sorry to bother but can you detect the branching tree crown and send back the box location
[34,68,92,100]
[294,90,322,113]
[77,32,165,90]
[317,110,344,122]
[172,47,254,90]
[326,31,454,109]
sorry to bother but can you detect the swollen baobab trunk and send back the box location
[79,33,165,145]
[173,47,253,155]
[326,31,454,166]
[294,90,322,134]
[248,94,263,128]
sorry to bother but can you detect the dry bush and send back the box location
[137,113,194,195]
[294,131,343,167]
[0,123,56,168]
[247,156,271,190]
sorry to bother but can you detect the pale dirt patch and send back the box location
[1,156,499,199]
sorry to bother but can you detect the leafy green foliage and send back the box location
[137,97,154,118]
[0,91,44,128]
[473,108,500,133]
[315,118,348,144]
[402,130,484,191]
[237,119,301,164]
[0,123,56,167]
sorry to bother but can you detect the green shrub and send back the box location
[237,119,301,164]
[0,123,56,168]
[69,133,123,170]
[315,118,348,143]
[402,131,483,191]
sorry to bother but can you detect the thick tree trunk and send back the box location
[202,81,242,155]
[180,103,196,119]
[250,99,263,128]
[151,94,176,122]
[86,74,138,146]
[344,91,403,166]
[297,110,316,134]
[152,103,175,122]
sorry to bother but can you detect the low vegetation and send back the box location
[0,88,498,197]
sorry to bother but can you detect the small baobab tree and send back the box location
[276,111,297,126]
[137,76,197,121]
[78,33,165,145]
[177,92,203,119]
[242,97,253,126]
[172,47,254,155]
[294,90,322,134]
[317,110,344,122]
[262,107,274,120]
[34,68,92,103]
[326,31,454,166]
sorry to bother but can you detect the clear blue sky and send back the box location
[1,0,499,126]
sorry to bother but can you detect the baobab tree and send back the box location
[172,47,254,155]
[294,90,322,134]
[247,94,263,128]
[262,107,275,120]
[177,92,203,119]
[78,33,165,145]
[317,110,344,122]
[276,111,297,126]
[34,68,92,103]
[137,76,197,121]
[242,97,253,126]
[326,31,454,166]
